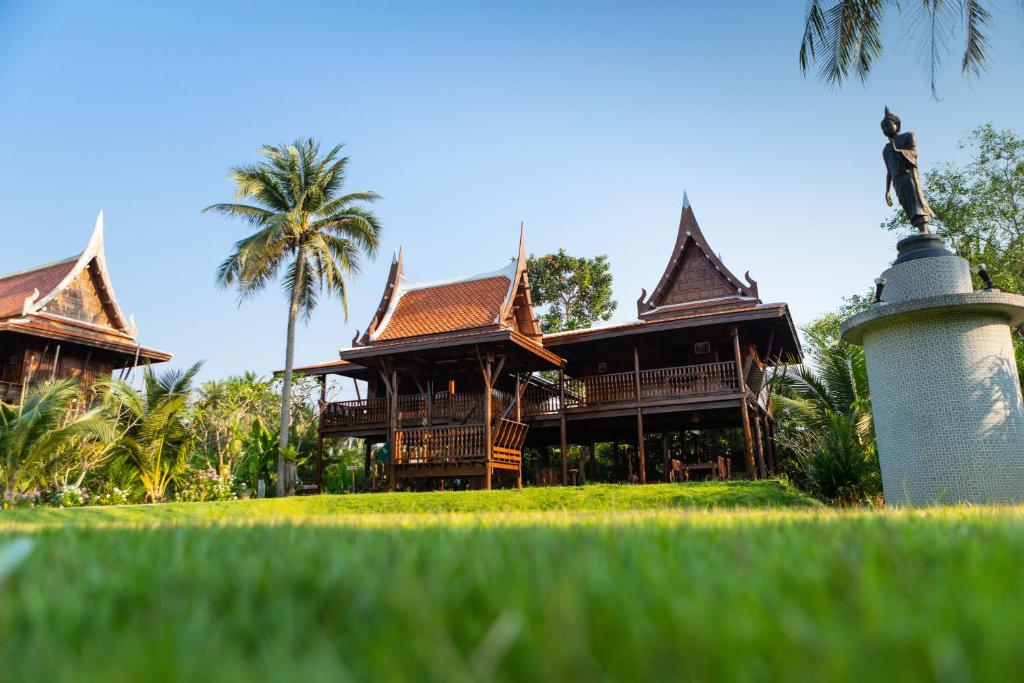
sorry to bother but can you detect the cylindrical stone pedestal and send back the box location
[842,234,1024,506]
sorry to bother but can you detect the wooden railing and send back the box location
[322,362,739,427]
[393,419,527,467]
[394,424,487,465]
[523,361,739,415]
[638,361,738,400]
[322,397,388,429]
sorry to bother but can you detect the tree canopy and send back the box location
[526,250,617,333]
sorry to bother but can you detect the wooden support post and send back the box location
[588,441,596,483]
[732,327,757,479]
[559,367,568,485]
[515,373,523,489]
[388,368,398,491]
[753,415,767,478]
[632,345,646,484]
[482,352,494,490]
[662,432,670,482]
[635,409,646,484]
[613,438,620,481]
[426,379,433,426]
[767,418,778,472]
[315,376,326,490]
[363,439,372,478]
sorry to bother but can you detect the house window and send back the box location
[597,362,608,374]
[694,341,711,355]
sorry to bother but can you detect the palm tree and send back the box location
[0,379,108,506]
[799,1,1000,97]
[771,326,880,505]
[205,139,382,496]
[102,363,201,503]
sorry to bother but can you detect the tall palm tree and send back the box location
[101,363,201,503]
[0,379,108,505]
[799,0,998,97]
[205,139,382,496]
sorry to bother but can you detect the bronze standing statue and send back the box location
[882,107,934,233]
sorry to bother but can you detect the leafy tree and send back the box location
[189,372,279,476]
[799,1,1010,97]
[102,363,201,502]
[0,379,108,505]
[882,123,1024,380]
[527,250,617,333]
[205,139,382,496]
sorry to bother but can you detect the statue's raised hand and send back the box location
[885,191,893,207]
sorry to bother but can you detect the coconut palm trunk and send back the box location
[277,249,304,496]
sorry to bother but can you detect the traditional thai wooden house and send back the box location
[298,195,800,490]
[0,212,171,403]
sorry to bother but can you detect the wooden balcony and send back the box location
[320,361,740,432]
[394,418,528,468]
[321,389,513,432]
[523,360,739,415]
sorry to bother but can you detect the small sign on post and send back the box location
[347,465,360,494]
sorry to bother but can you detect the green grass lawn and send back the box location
[2,482,1023,681]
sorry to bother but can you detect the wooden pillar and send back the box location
[363,439,372,478]
[588,441,596,483]
[559,367,568,485]
[483,356,493,490]
[515,372,523,489]
[753,415,767,479]
[425,379,433,426]
[632,346,646,484]
[767,418,778,472]
[315,376,326,490]
[661,432,670,482]
[613,438,620,482]
[388,369,398,491]
[732,327,757,480]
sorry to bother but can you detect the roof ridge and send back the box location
[399,260,517,293]
[0,254,79,282]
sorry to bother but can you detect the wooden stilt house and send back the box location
[0,212,171,403]
[299,195,800,490]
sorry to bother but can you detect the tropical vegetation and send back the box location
[799,0,1012,97]
[205,138,382,496]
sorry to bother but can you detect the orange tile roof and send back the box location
[376,275,511,341]
[0,257,77,320]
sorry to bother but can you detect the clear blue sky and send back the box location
[1,1,1021,397]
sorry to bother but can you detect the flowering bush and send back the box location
[175,468,235,502]
[95,487,131,506]
[2,490,42,509]
[52,485,88,508]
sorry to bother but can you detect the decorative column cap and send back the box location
[894,233,954,265]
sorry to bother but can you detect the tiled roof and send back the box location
[0,257,77,320]
[376,275,511,341]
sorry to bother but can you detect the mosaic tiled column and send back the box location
[842,234,1024,506]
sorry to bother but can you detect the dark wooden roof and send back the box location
[637,193,761,320]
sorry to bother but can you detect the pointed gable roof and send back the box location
[0,212,171,363]
[637,193,759,319]
[357,227,542,345]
